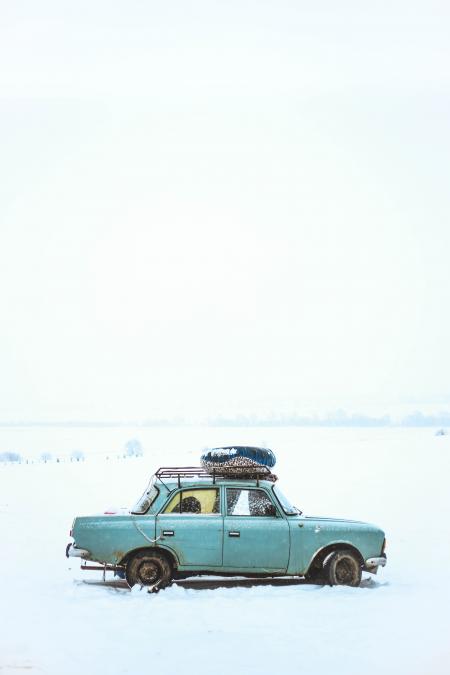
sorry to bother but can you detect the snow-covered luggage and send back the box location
[200,446,276,476]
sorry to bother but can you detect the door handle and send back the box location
[162,530,175,536]
[228,531,240,537]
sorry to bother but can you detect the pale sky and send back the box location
[1,1,449,420]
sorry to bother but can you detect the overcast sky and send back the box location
[1,1,449,421]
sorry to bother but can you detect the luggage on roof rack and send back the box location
[154,465,277,485]
[201,446,276,475]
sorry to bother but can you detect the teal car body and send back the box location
[67,467,387,584]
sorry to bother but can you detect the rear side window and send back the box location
[163,488,220,514]
[226,488,277,517]
[131,477,159,514]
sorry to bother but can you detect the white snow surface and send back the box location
[1,427,449,675]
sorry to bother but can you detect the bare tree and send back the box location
[0,451,22,463]
[125,439,144,457]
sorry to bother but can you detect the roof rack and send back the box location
[154,465,277,487]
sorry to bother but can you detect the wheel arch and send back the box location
[305,542,364,574]
[118,545,179,570]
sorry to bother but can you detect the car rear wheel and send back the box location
[323,549,362,587]
[126,551,172,592]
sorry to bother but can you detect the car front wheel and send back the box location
[126,551,172,592]
[323,549,362,587]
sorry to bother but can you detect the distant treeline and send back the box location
[1,411,450,427]
[207,413,391,427]
[0,419,179,428]
[0,439,144,464]
[208,411,450,427]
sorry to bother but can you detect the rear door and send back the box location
[223,487,290,571]
[156,487,223,566]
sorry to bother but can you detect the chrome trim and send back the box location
[365,556,387,568]
[66,544,91,559]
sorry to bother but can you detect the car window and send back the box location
[131,476,159,514]
[163,488,220,515]
[272,484,300,515]
[226,488,277,517]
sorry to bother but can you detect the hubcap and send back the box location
[138,560,161,585]
[335,558,355,584]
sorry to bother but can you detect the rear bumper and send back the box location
[364,555,387,574]
[66,543,91,560]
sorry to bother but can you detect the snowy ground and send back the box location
[1,427,449,675]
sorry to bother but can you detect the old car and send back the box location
[66,454,387,591]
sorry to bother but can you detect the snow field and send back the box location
[0,427,449,675]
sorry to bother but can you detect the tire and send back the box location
[323,549,362,587]
[126,550,172,592]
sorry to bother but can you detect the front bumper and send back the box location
[66,543,91,559]
[364,554,387,574]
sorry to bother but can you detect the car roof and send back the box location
[156,476,276,491]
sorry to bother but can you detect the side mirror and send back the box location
[265,504,277,517]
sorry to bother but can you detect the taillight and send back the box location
[69,529,73,537]
[381,538,386,554]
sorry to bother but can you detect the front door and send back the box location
[223,487,290,571]
[156,487,223,566]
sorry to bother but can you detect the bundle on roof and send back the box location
[201,446,276,476]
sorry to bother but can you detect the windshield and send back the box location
[273,484,301,515]
[131,476,159,514]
